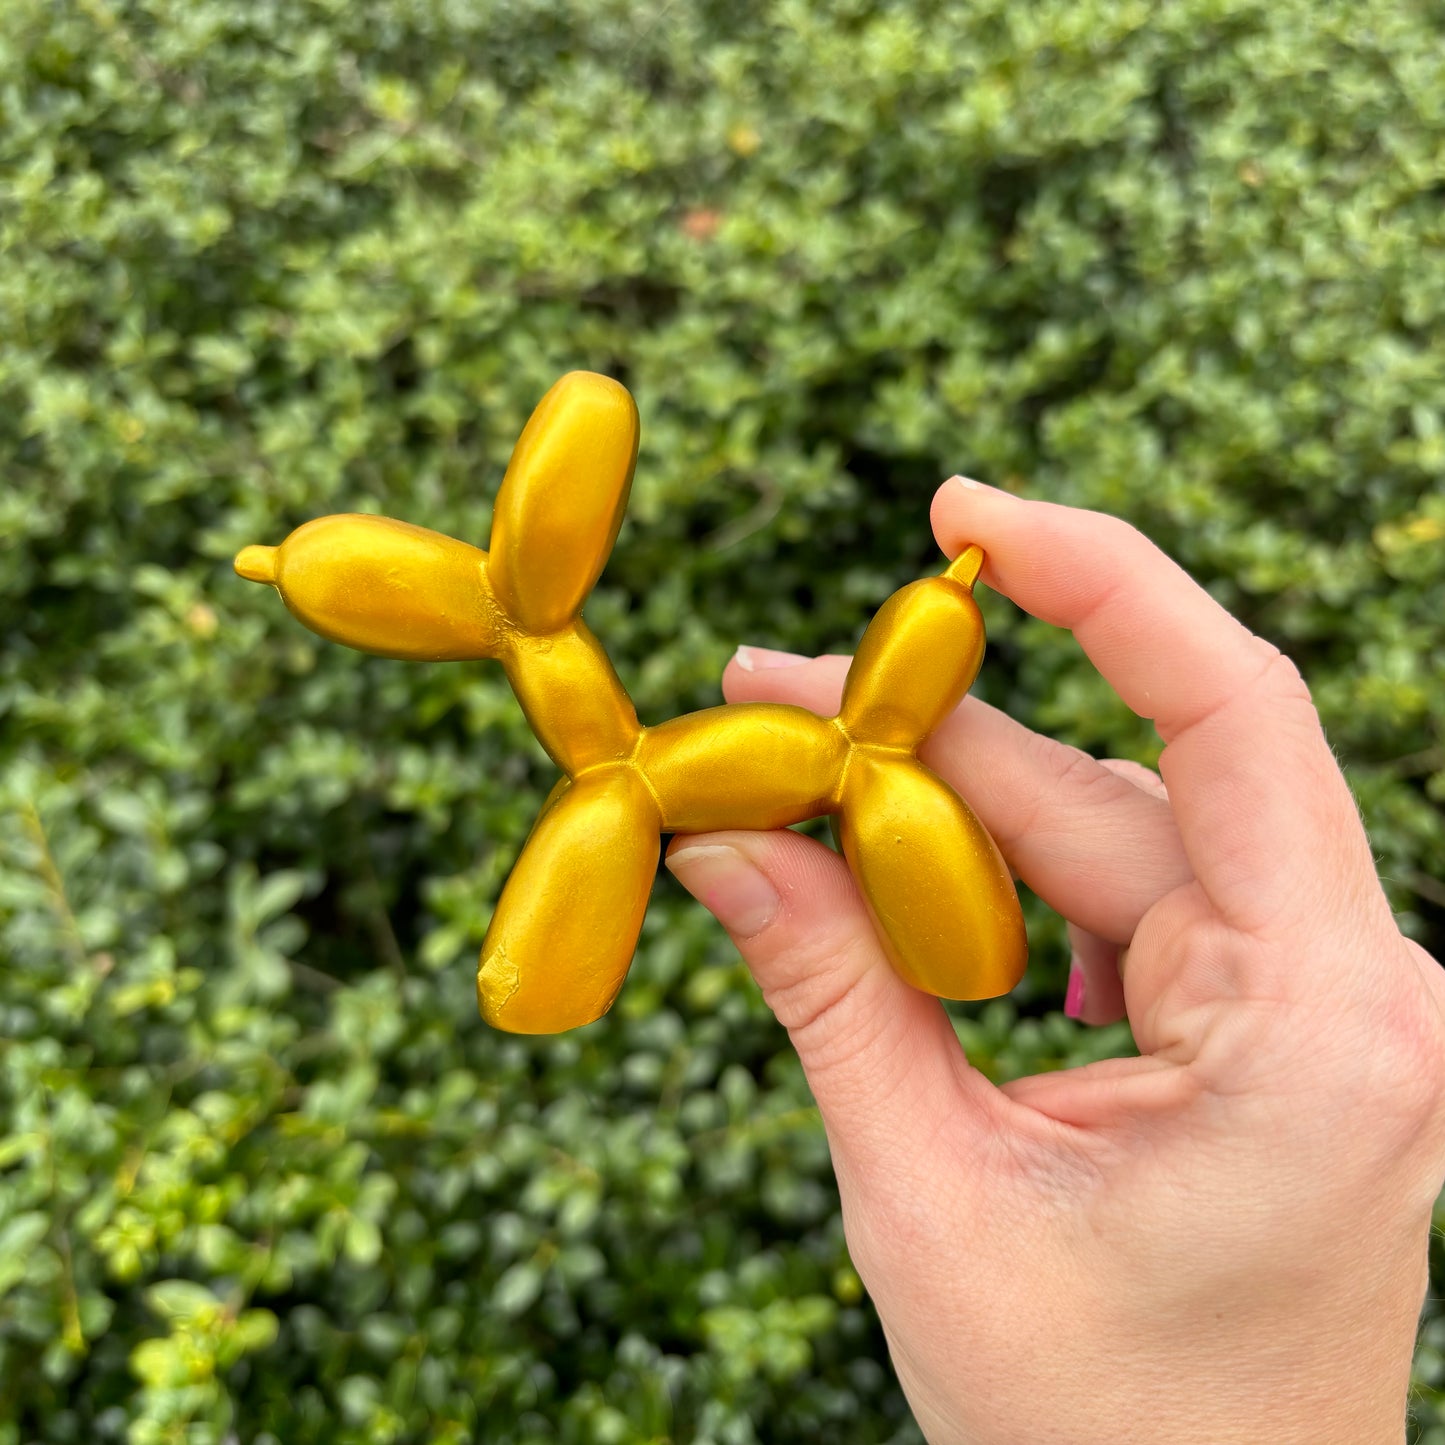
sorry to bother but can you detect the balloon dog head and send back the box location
[235,372,1027,1032]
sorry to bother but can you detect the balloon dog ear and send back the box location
[486,371,640,635]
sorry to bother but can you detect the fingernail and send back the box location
[667,843,780,938]
[1064,960,1086,1020]
[947,474,1021,499]
[734,645,809,672]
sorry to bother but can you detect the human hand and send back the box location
[664,481,1445,1445]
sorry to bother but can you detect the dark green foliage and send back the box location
[2,0,1443,1440]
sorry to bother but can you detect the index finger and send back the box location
[930,478,1387,940]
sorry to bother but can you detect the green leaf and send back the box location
[0,1214,48,1295]
[492,1262,544,1317]
[145,1280,219,1321]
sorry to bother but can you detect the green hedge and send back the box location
[3,1,1443,1440]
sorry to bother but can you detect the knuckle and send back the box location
[1082,509,1173,575]
[1094,510,1149,550]
[1343,959,1445,1142]
[1041,740,1138,812]
[1017,738,1157,846]
[1252,645,1315,709]
[1098,757,1166,797]
[754,907,910,1078]
[1050,742,1106,794]
[762,956,877,1068]
[1389,989,1445,1115]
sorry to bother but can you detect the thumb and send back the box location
[665,828,1003,1187]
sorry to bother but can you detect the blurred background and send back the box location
[2,1,1443,1441]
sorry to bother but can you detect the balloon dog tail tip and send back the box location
[943,544,984,590]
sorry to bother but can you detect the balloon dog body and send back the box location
[235,372,1027,1033]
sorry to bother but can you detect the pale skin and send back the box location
[665,479,1445,1445]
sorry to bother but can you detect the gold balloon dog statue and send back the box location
[235,372,1027,1033]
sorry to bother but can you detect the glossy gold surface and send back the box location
[236,370,1027,1033]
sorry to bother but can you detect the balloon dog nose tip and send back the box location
[234,545,279,584]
